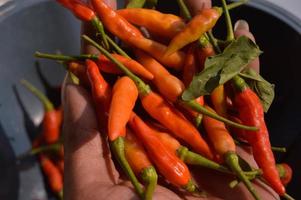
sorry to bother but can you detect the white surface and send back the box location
[263,0,301,19]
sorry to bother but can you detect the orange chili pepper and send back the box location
[165,8,221,55]
[108,76,138,141]
[134,50,184,102]
[125,128,158,200]
[98,54,154,80]
[117,8,185,39]
[140,91,213,159]
[21,80,62,144]
[40,154,63,196]
[129,114,197,192]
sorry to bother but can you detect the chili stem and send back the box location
[105,35,130,58]
[35,51,98,61]
[227,0,249,10]
[271,146,286,153]
[141,166,158,200]
[30,143,61,155]
[82,35,151,95]
[20,79,54,112]
[225,152,261,200]
[58,189,63,200]
[207,31,222,53]
[182,100,258,131]
[177,0,192,20]
[91,16,109,50]
[111,137,144,198]
[221,0,235,41]
[283,193,295,200]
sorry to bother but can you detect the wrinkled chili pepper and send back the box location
[165,8,221,55]
[203,105,260,200]
[129,113,197,192]
[21,80,62,144]
[125,128,158,200]
[108,76,138,141]
[86,60,143,197]
[232,75,285,195]
[117,8,185,39]
[40,154,63,199]
[134,49,184,102]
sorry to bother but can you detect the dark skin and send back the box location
[63,0,278,199]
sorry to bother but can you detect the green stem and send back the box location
[91,16,109,50]
[229,179,239,188]
[227,0,249,10]
[111,137,144,198]
[221,0,235,41]
[35,51,98,62]
[82,35,151,95]
[177,146,230,174]
[207,31,222,53]
[183,179,198,193]
[20,79,54,112]
[58,189,63,200]
[141,166,158,200]
[105,35,130,58]
[194,114,203,128]
[182,100,258,131]
[283,193,295,200]
[177,0,192,20]
[30,143,61,155]
[271,146,286,153]
[225,152,261,200]
[126,0,146,8]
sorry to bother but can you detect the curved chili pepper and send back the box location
[108,76,138,141]
[56,0,109,49]
[98,54,154,80]
[165,8,221,55]
[203,105,260,200]
[117,8,185,39]
[277,163,293,186]
[125,129,157,200]
[134,49,184,102]
[86,60,143,197]
[40,154,63,199]
[232,75,285,195]
[21,80,61,144]
[129,113,197,192]
[140,91,213,159]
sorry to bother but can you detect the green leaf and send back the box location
[240,68,275,112]
[182,36,262,101]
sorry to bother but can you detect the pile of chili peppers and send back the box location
[27,0,295,199]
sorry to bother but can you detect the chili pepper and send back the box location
[277,163,293,186]
[134,49,184,102]
[56,159,64,174]
[32,134,43,148]
[56,0,109,49]
[86,60,143,197]
[117,8,185,39]
[129,113,197,192]
[40,154,63,198]
[108,76,138,141]
[165,8,221,56]
[98,54,154,80]
[83,34,257,134]
[202,105,260,200]
[232,75,285,195]
[21,80,61,144]
[182,45,197,87]
[125,128,157,200]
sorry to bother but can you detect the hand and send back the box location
[62,0,278,199]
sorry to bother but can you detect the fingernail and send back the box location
[234,20,249,31]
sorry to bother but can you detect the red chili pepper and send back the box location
[203,105,260,200]
[116,8,185,39]
[165,8,221,55]
[129,113,197,192]
[232,75,285,195]
[125,128,157,200]
[21,80,62,144]
[40,154,63,195]
[182,45,197,87]
[98,54,154,80]
[134,49,184,102]
[108,76,138,141]
[277,163,293,186]
[140,91,213,159]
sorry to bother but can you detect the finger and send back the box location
[234,20,260,73]
[62,82,119,200]
[185,0,212,15]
